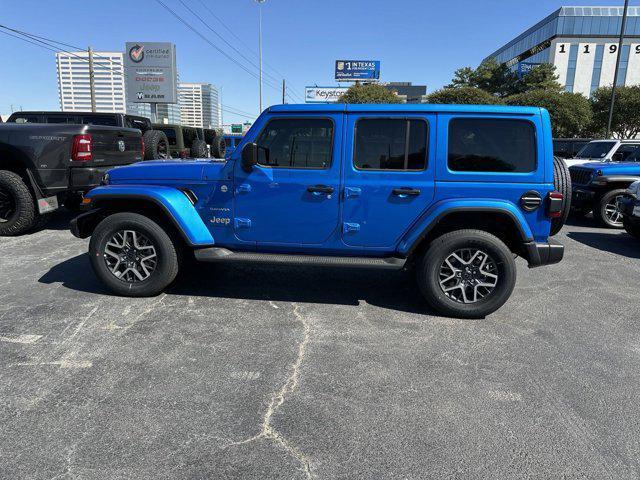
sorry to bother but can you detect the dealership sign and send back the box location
[124,42,178,104]
[335,60,380,81]
[305,86,349,103]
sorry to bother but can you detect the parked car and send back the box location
[564,139,640,168]
[6,111,170,160]
[618,181,640,239]
[152,124,209,158]
[223,134,244,157]
[570,150,640,227]
[204,129,227,158]
[0,122,142,235]
[71,104,568,319]
[553,138,591,159]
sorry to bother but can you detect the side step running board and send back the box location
[194,247,406,270]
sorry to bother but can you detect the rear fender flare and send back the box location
[85,185,214,246]
[397,199,533,256]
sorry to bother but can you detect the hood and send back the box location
[572,161,640,176]
[108,159,230,183]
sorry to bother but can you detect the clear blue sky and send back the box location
[0,0,633,123]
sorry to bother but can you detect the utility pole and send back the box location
[607,0,630,138]
[256,0,265,113]
[282,79,285,104]
[88,47,97,113]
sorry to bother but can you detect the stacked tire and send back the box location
[143,130,171,160]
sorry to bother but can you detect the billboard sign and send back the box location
[124,42,178,104]
[305,86,349,103]
[335,60,380,81]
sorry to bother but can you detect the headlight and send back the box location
[627,180,640,197]
[100,173,110,185]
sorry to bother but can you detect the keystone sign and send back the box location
[124,42,178,104]
[335,60,381,81]
[305,86,349,103]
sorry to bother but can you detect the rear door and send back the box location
[341,113,436,248]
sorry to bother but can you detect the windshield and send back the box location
[576,141,616,159]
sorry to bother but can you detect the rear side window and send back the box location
[10,115,39,123]
[48,115,77,124]
[448,118,536,173]
[354,119,427,170]
[159,128,177,145]
[256,118,333,169]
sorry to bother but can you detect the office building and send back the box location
[56,51,126,113]
[485,6,640,96]
[384,82,428,103]
[127,103,182,124]
[178,83,221,129]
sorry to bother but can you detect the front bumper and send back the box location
[524,239,564,268]
[571,187,595,209]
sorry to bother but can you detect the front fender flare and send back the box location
[397,199,533,256]
[85,185,214,246]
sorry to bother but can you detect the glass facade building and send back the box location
[484,6,640,96]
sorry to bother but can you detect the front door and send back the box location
[342,114,436,248]
[233,115,342,246]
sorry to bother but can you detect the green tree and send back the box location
[337,83,402,104]
[506,90,592,137]
[427,87,505,105]
[590,86,640,139]
[514,63,563,94]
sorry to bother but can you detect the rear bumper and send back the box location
[524,239,564,268]
[69,166,112,192]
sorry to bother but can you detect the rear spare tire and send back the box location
[210,136,227,158]
[143,130,171,160]
[0,170,39,236]
[550,156,572,236]
[190,139,209,158]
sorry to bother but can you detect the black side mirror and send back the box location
[241,142,258,172]
[612,152,624,162]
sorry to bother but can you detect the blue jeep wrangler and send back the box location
[71,104,567,318]
[569,150,640,228]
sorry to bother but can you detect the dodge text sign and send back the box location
[124,42,178,104]
[335,60,380,81]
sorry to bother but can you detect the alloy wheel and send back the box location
[438,248,499,304]
[104,230,158,283]
[604,195,624,226]
[0,186,16,223]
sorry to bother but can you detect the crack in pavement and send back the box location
[226,302,314,479]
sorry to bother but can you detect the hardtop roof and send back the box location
[267,103,543,115]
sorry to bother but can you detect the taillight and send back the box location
[71,134,92,162]
[547,191,563,218]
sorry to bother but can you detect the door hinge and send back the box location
[343,222,360,233]
[235,218,252,229]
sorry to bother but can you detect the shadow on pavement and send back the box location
[567,230,640,259]
[34,209,77,232]
[39,253,433,315]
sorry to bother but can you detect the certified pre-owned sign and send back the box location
[124,42,178,104]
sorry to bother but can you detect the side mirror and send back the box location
[612,152,624,162]
[241,142,258,172]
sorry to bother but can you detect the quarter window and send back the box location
[354,119,427,170]
[256,118,333,168]
[448,118,536,173]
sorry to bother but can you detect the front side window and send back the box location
[613,144,640,161]
[256,118,333,168]
[448,118,536,173]
[354,119,427,170]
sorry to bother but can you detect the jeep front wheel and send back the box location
[89,212,179,297]
[594,189,627,228]
[0,170,38,236]
[417,230,516,319]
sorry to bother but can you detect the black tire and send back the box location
[190,139,209,158]
[0,170,38,236]
[143,130,171,160]
[210,137,227,158]
[594,189,627,228]
[623,216,640,240]
[89,212,179,297]
[417,229,516,319]
[550,156,571,236]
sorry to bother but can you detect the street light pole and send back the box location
[256,0,265,113]
[607,0,630,138]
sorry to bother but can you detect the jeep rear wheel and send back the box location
[0,170,39,236]
[190,139,209,158]
[143,130,171,160]
[89,212,179,296]
[594,189,627,228]
[550,156,572,236]
[417,230,516,319]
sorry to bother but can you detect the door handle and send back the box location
[307,185,334,194]
[392,188,421,197]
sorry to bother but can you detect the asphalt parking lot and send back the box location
[1,212,639,479]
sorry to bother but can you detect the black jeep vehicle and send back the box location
[7,111,170,160]
[152,124,209,158]
[0,122,142,235]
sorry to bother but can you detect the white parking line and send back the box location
[0,334,43,344]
